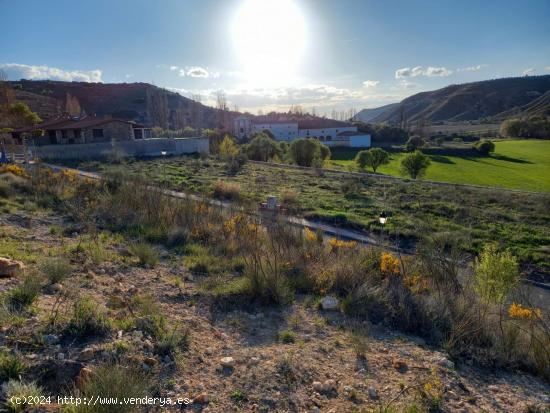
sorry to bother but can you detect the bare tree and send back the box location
[216,90,228,129]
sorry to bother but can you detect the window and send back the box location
[134,129,143,139]
[92,129,104,138]
[240,127,244,133]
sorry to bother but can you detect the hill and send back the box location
[353,103,399,123]
[367,75,550,124]
[7,80,235,129]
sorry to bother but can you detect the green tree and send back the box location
[405,135,425,152]
[474,139,495,156]
[245,133,281,162]
[219,135,238,160]
[181,126,197,137]
[289,138,330,167]
[400,150,431,179]
[355,148,390,173]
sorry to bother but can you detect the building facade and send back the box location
[234,115,371,148]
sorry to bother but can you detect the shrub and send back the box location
[405,135,425,152]
[213,180,241,201]
[8,274,42,311]
[67,297,111,338]
[129,242,159,267]
[278,329,296,343]
[500,117,550,139]
[0,351,26,381]
[219,135,239,160]
[226,152,247,175]
[245,133,282,161]
[474,244,519,304]
[355,148,390,172]
[40,257,72,284]
[74,364,150,413]
[400,150,431,179]
[2,380,44,413]
[474,139,495,155]
[289,138,330,167]
[0,181,11,198]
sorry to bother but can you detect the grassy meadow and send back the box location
[330,139,550,192]
[73,154,550,272]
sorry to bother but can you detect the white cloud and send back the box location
[168,65,219,79]
[425,66,453,77]
[456,64,488,72]
[523,68,535,76]
[185,66,210,78]
[0,63,102,82]
[362,80,379,88]
[395,66,423,78]
[395,65,452,78]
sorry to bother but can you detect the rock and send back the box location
[249,356,260,365]
[392,358,408,373]
[343,385,353,393]
[204,347,214,356]
[320,296,339,311]
[368,386,378,400]
[76,367,93,388]
[117,330,123,339]
[438,357,455,369]
[310,407,321,413]
[52,283,63,293]
[185,274,194,282]
[79,347,95,361]
[143,339,154,350]
[43,334,59,345]
[220,357,235,368]
[313,381,324,392]
[193,393,209,404]
[0,257,25,277]
[322,379,337,392]
[143,357,158,367]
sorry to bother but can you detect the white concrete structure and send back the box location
[234,115,371,148]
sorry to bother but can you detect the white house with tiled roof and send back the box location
[234,115,371,147]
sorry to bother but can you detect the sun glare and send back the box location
[231,0,307,87]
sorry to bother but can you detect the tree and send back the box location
[245,133,281,162]
[181,126,197,137]
[405,135,425,152]
[355,148,390,173]
[474,139,495,156]
[219,135,238,160]
[289,138,330,167]
[201,128,226,154]
[400,150,431,179]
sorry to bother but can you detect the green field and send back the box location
[330,140,550,192]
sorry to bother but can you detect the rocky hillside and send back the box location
[354,103,400,123]
[7,80,235,129]
[366,75,550,124]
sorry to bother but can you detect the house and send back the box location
[234,115,371,148]
[10,116,151,146]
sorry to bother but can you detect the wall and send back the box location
[32,138,209,160]
[349,135,371,148]
[297,126,357,141]
[251,123,299,141]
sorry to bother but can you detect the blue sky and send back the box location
[1,0,549,114]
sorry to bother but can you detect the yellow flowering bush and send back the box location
[328,238,357,253]
[0,164,27,177]
[380,252,400,276]
[508,303,542,320]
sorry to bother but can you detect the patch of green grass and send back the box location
[129,242,159,267]
[67,296,111,338]
[331,140,550,192]
[0,351,26,381]
[2,380,44,413]
[40,257,72,284]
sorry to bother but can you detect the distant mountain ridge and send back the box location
[354,103,400,123]
[6,80,234,130]
[362,75,550,124]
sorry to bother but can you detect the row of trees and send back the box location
[354,147,431,179]
[500,117,550,139]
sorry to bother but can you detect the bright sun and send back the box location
[231,0,307,87]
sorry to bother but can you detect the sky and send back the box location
[1,0,549,115]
